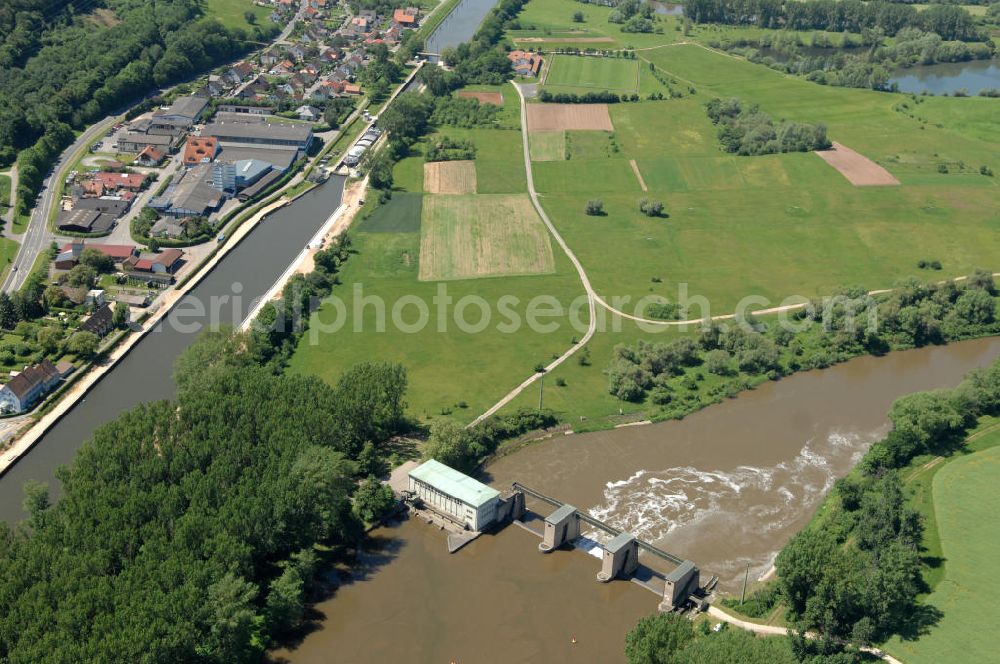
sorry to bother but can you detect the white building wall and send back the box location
[408,477,498,530]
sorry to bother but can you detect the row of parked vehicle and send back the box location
[343,125,383,167]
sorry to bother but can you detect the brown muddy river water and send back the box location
[278,337,1000,664]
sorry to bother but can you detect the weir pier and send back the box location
[511,482,707,612]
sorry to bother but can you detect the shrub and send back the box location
[584,199,604,215]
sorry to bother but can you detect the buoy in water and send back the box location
[571,637,577,644]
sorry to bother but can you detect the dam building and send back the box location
[408,459,500,531]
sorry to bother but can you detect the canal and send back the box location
[275,336,1000,664]
[0,177,347,522]
[425,0,500,55]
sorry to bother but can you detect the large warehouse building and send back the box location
[408,459,500,531]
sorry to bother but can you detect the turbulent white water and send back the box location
[582,427,886,585]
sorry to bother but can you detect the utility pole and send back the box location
[740,562,750,605]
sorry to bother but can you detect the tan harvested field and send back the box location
[815,142,900,186]
[516,37,615,43]
[457,90,504,105]
[526,103,614,132]
[423,160,477,194]
[419,194,556,281]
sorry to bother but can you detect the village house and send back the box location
[54,241,137,270]
[135,146,166,167]
[0,360,62,414]
[89,172,147,192]
[393,7,419,27]
[79,304,116,339]
[508,50,543,77]
[124,248,185,276]
[295,105,323,122]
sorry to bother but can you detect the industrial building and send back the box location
[202,119,314,151]
[408,459,500,531]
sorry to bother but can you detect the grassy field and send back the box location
[203,0,277,32]
[544,55,640,92]
[529,131,566,161]
[884,423,1000,663]
[418,194,555,281]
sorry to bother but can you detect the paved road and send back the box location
[2,116,120,293]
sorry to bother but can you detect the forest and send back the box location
[684,0,986,41]
[0,0,274,216]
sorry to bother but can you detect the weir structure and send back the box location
[511,482,704,612]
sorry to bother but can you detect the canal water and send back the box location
[277,336,1000,664]
[425,0,500,55]
[0,178,347,522]
[889,59,1000,95]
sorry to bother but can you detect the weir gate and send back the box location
[504,482,709,612]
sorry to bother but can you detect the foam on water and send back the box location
[583,427,883,582]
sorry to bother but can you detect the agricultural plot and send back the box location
[526,103,614,132]
[357,193,423,233]
[529,131,566,161]
[815,142,900,186]
[566,130,618,159]
[424,160,478,194]
[544,55,639,92]
[457,90,503,105]
[418,194,555,281]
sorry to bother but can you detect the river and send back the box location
[0,177,346,522]
[425,0,500,55]
[276,336,1000,664]
[890,59,1000,95]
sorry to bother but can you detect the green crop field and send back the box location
[418,194,555,281]
[545,55,640,92]
[357,193,423,233]
[885,425,1000,663]
[203,0,276,32]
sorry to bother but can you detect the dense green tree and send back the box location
[353,476,396,524]
[66,330,99,358]
[625,612,694,664]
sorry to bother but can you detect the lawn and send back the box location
[203,0,277,32]
[885,424,1000,663]
[544,55,640,92]
[418,194,555,281]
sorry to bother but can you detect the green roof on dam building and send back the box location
[409,459,500,508]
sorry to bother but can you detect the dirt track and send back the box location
[815,142,900,186]
[526,103,614,132]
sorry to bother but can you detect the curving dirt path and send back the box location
[708,606,905,664]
